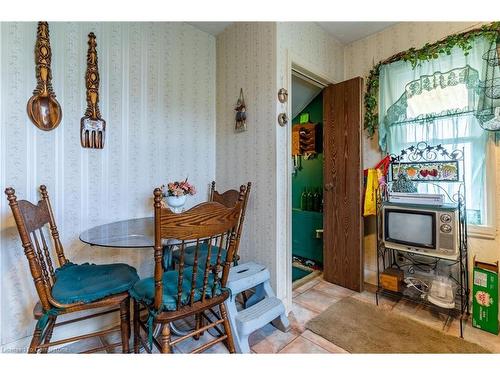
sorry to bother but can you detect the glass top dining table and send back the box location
[79,217,155,248]
[79,217,188,337]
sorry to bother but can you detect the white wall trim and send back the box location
[281,49,335,312]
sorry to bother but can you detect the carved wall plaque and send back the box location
[80,32,106,149]
[27,22,62,131]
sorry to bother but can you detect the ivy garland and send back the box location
[364,22,500,139]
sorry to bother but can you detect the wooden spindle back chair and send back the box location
[131,188,241,353]
[209,181,251,263]
[171,181,251,269]
[4,185,138,353]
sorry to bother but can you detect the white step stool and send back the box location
[225,261,290,353]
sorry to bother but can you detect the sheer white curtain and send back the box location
[378,37,493,225]
[388,114,488,224]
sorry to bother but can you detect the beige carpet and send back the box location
[305,297,489,353]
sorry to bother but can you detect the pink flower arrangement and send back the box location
[161,178,196,197]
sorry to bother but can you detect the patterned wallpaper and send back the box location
[0,22,216,346]
[216,22,345,308]
[3,20,494,347]
[215,22,278,295]
[343,22,499,283]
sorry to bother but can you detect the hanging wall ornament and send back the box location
[27,21,63,131]
[278,88,288,103]
[277,75,289,127]
[81,32,106,149]
[278,113,288,127]
[235,88,247,132]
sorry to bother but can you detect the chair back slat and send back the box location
[4,186,68,311]
[17,200,51,233]
[40,186,67,267]
[176,240,186,310]
[31,231,51,287]
[189,239,201,306]
[212,232,225,291]
[158,203,241,240]
[152,188,241,311]
[234,183,251,258]
[220,230,237,286]
[39,228,56,282]
[201,240,213,303]
[212,190,241,208]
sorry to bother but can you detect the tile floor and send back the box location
[52,275,500,353]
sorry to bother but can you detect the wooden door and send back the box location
[322,77,364,292]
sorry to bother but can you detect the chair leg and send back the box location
[194,313,203,340]
[241,291,248,306]
[219,303,235,353]
[120,298,131,353]
[28,326,42,354]
[40,316,57,353]
[160,323,172,353]
[133,300,140,353]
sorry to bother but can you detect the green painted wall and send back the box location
[291,91,323,264]
[292,92,324,209]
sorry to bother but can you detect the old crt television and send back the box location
[382,203,460,260]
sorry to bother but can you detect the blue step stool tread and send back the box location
[227,261,269,294]
[235,296,285,336]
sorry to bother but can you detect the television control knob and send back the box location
[440,214,451,223]
[440,224,452,233]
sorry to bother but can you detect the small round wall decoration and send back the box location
[278,88,288,103]
[278,113,288,127]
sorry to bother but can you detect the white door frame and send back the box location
[283,51,335,309]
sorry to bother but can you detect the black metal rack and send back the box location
[375,142,470,338]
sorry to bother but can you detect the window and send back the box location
[378,38,497,237]
[385,69,495,234]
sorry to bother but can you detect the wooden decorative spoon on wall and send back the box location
[27,22,62,131]
[80,32,106,149]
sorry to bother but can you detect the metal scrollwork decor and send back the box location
[81,32,106,149]
[387,142,465,203]
[390,142,464,164]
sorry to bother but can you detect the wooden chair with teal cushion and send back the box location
[130,188,241,353]
[170,181,251,269]
[4,185,139,353]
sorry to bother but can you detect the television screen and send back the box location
[385,210,435,248]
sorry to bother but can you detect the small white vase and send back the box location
[165,195,187,213]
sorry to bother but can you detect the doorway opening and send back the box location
[290,69,326,287]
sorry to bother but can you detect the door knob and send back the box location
[324,183,334,191]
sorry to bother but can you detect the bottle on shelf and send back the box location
[312,188,320,211]
[306,188,313,211]
[319,189,323,213]
[300,188,308,211]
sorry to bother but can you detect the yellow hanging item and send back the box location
[363,168,379,217]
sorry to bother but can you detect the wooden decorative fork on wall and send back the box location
[80,32,106,149]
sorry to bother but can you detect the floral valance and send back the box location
[405,66,479,98]
[385,66,480,127]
